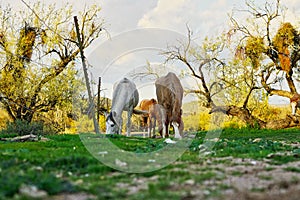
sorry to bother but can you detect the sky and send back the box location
[3,0,298,31]
[1,0,300,104]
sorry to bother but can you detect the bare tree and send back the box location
[230,0,299,98]
[162,0,300,129]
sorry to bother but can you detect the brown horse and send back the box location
[139,99,157,136]
[148,103,166,138]
[155,72,184,139]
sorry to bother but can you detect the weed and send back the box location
[258,175,273,180]
[230,171,243,176]
[251,187,266,192]
[284,167,300,173]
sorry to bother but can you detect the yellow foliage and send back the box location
[253,104,289,122]
[199,112,212,131]
[17,27,37,61]
[75,115,95,133]
[0,109,12,129]
[64,118,77,134]
[99,115,106,133]
[183,114,201,131]
[222,116,246,129]
[245,36,265,69]
[182,111,211,131]
[273,22,297,48]
[273,22,297,72]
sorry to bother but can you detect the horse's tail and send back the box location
[133,109,148,115]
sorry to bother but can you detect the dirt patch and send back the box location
[137,157,300,200]
[49,193,96,200]
[185,157,300,199]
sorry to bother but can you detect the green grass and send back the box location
[284,167,300,173]
[219,127,300,141]
[0,128,300,199]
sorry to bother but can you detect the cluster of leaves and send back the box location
[16,26,37,62]
[243,22,299,72]
[245,36,265,69]
[273,22,298,51]
[273,22,299,72]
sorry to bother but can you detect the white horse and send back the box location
[106,78,139,136]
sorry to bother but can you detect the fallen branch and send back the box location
[265,115,300,130]
[210,105,267,128]
[0,134,49,142]
[210,105,300,129]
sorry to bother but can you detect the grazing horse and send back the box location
[106,78,139,136]
[155,72,184,139]
[148,103,166,138]
[291,93,300,116]
[139,99,157,133]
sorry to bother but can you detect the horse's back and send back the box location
[155,72,183,108]
[140,99,157,111]
[112,78,139,110]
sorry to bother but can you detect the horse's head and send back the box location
[105,111,120,134]
[150,98,157,104]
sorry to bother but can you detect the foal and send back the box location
[148,103,166,138]
[139,98,157,135]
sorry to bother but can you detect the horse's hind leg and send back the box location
[165,118,169,138]
[172,121,182,139]
[147,116,152,138]
[152,118,156,138]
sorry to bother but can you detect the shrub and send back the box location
[222,116,246,129]
[1,119,55,136]
[75,115,95,133]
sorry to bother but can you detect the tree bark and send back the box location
[265,115,299,129]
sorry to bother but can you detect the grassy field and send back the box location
[1,128,300,200]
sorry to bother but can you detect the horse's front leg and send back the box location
[126,110,133,137]
[118,117,123,135]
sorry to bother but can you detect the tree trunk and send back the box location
[265,115,300,129]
